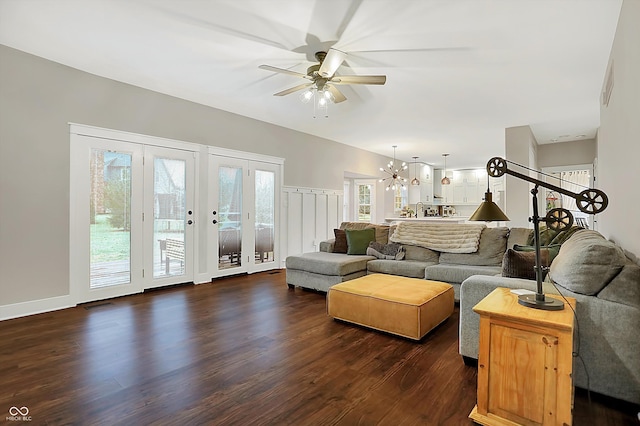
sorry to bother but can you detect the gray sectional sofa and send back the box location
[285,221,640,404]
[460,230,640,405]
[286,221,531,300]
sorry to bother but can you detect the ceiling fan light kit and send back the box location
[259,48,386,117]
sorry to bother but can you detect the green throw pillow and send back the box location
[345,228,376,255]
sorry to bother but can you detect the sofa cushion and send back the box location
[439,227,509,266]
[286,252,373,276]
[597,261,640,309]
[333,229,348,253]
[425,264,501,284]
[367,259,436,278]
[506,227,532,249]
[366,225,390,244]
[404,244,440,262]
[346,228,376,255]
[340,221,370,230]
[502,248,549,280]
[549,230,627,295]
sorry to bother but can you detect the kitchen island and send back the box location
[384,216,470,224]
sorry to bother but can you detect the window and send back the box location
[394,187,408,212]
[543,164,594,228]
[353,179,376,223]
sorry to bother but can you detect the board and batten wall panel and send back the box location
[282,187,343,260]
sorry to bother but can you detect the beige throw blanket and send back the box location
[389,222,486,253]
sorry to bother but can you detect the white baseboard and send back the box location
[0,294,75,321]
[194,273,212,285]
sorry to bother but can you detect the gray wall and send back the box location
[0,45,393,305]
[504,125,538,228]
[597,0,640,257]
[537,139,596,168]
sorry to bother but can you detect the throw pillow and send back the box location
[333,229,348,253]
[345,228,376,255]
[502,248,549,280]
[366,241,405,260]
[513,244,561,263]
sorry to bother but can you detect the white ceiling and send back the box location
[0,0,622,169]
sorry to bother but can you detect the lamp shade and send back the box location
[469,191,510,221]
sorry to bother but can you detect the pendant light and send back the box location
[441,154,451,185]
[411,157,420,186]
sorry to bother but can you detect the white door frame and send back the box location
[70,123,201,303]
[207,147,283,279]
[70,134,144,303]
[143,145,197,289]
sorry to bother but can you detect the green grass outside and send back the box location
[90,214,130,263]
[90,214,184,263]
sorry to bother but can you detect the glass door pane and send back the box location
[255,169,274,264]
[153,157,187,278]
[90,149,132,288]
[218,165,243,270]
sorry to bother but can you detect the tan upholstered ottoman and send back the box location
[327,274,454,340]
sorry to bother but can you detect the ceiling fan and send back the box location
[258,48,386,103]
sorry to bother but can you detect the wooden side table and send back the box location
[469,288,576,426]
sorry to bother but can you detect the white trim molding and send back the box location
[0,295,75,321]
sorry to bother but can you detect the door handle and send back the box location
[212,219,218,224]
[187,220,193,225]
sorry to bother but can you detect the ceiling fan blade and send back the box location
[273,83,314,97]
[318,48,347,78]
[327,86,347,103]
[331,75,386,85]
[258,65,310,79]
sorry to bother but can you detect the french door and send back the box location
[144,146,196,289]
[209,155,280,278]
[71,133,196,303]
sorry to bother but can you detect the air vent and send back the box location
[84,302,113,310]
[601,60,614,107]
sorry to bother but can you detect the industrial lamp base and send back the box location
[518,294,564,310]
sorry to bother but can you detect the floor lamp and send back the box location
[469,157,609,310]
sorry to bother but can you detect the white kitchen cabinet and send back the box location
[452,169,486,204]
[409,164,434,204]
[419,164,434,203]
[434,169,453,203]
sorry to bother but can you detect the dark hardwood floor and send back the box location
[1,271,638,425]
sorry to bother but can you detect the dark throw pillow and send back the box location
[333,229,348,253]
[345,228,376,255]
[502,248,550,280]
[513,244,561,263]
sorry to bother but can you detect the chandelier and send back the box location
[379,145,408,191]
[300,84,334,118]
